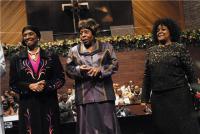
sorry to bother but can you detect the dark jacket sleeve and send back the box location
[180,46,197,84]
[9,55,31,94]
[45,53,65,91]
[141,50,151,103]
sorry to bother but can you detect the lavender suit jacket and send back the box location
[66,41,118,105]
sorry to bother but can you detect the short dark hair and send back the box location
[22,25,41,39]
[152,18,181,44]
[78,18,99,35]
[21,25,41,46]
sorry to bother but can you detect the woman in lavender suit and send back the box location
[66,18,121,134]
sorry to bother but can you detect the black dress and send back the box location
[141,43,200,134]
[9,48,65,134]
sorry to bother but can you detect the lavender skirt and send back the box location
[76,101,121,134]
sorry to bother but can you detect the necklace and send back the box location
[28,48,40,61]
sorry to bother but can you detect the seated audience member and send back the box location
[2,96,15,116]
[113,83,120,94]
[115,89,126,105]
[127,80,135,91]
[59,93,75,123]
[9,91,19,103]
[57,93,62,102]
[3,90,10,99]
[120,85,132,104]
[132,85,142,103]
[116,100,132,117]
[8,96,19,114]
[66,88,75,103]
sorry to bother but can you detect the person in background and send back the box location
[141,18,200,134]
[129,85,141,104]
[9,25,65,134]
[115,88,125,106]
[1,96,15,116]
[0,44,6,77]
[0,44,6,134]
[7,95,19,114]
[66,18,121,134]
[66,88,75,103]
[59,93,75,123]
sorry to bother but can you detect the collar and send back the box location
[19,47,48,59]
[78,41,102,56]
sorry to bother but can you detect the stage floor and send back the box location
[5,104,154,134]
[5,114,153,134]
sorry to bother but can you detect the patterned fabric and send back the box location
[9,48,65,134]
[141,43,200,134]
[142,43,197,102]
[28,53,40,74]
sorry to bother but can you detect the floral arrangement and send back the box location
[2,29,200,58]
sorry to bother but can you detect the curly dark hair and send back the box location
[152,18,181,44]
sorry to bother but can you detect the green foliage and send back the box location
[2,29,200,58]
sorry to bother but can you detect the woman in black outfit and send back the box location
[141,18,200,134]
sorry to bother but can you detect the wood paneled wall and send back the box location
[0,1,27,44]
[133,0,185,34]
[0,1,185,43]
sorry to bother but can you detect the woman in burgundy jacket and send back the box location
[9,25,65,134]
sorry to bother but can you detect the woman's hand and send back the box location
[29,80,46,92]
[80,65,90,72]
[87,67,101,77]
[79,65,101,77]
